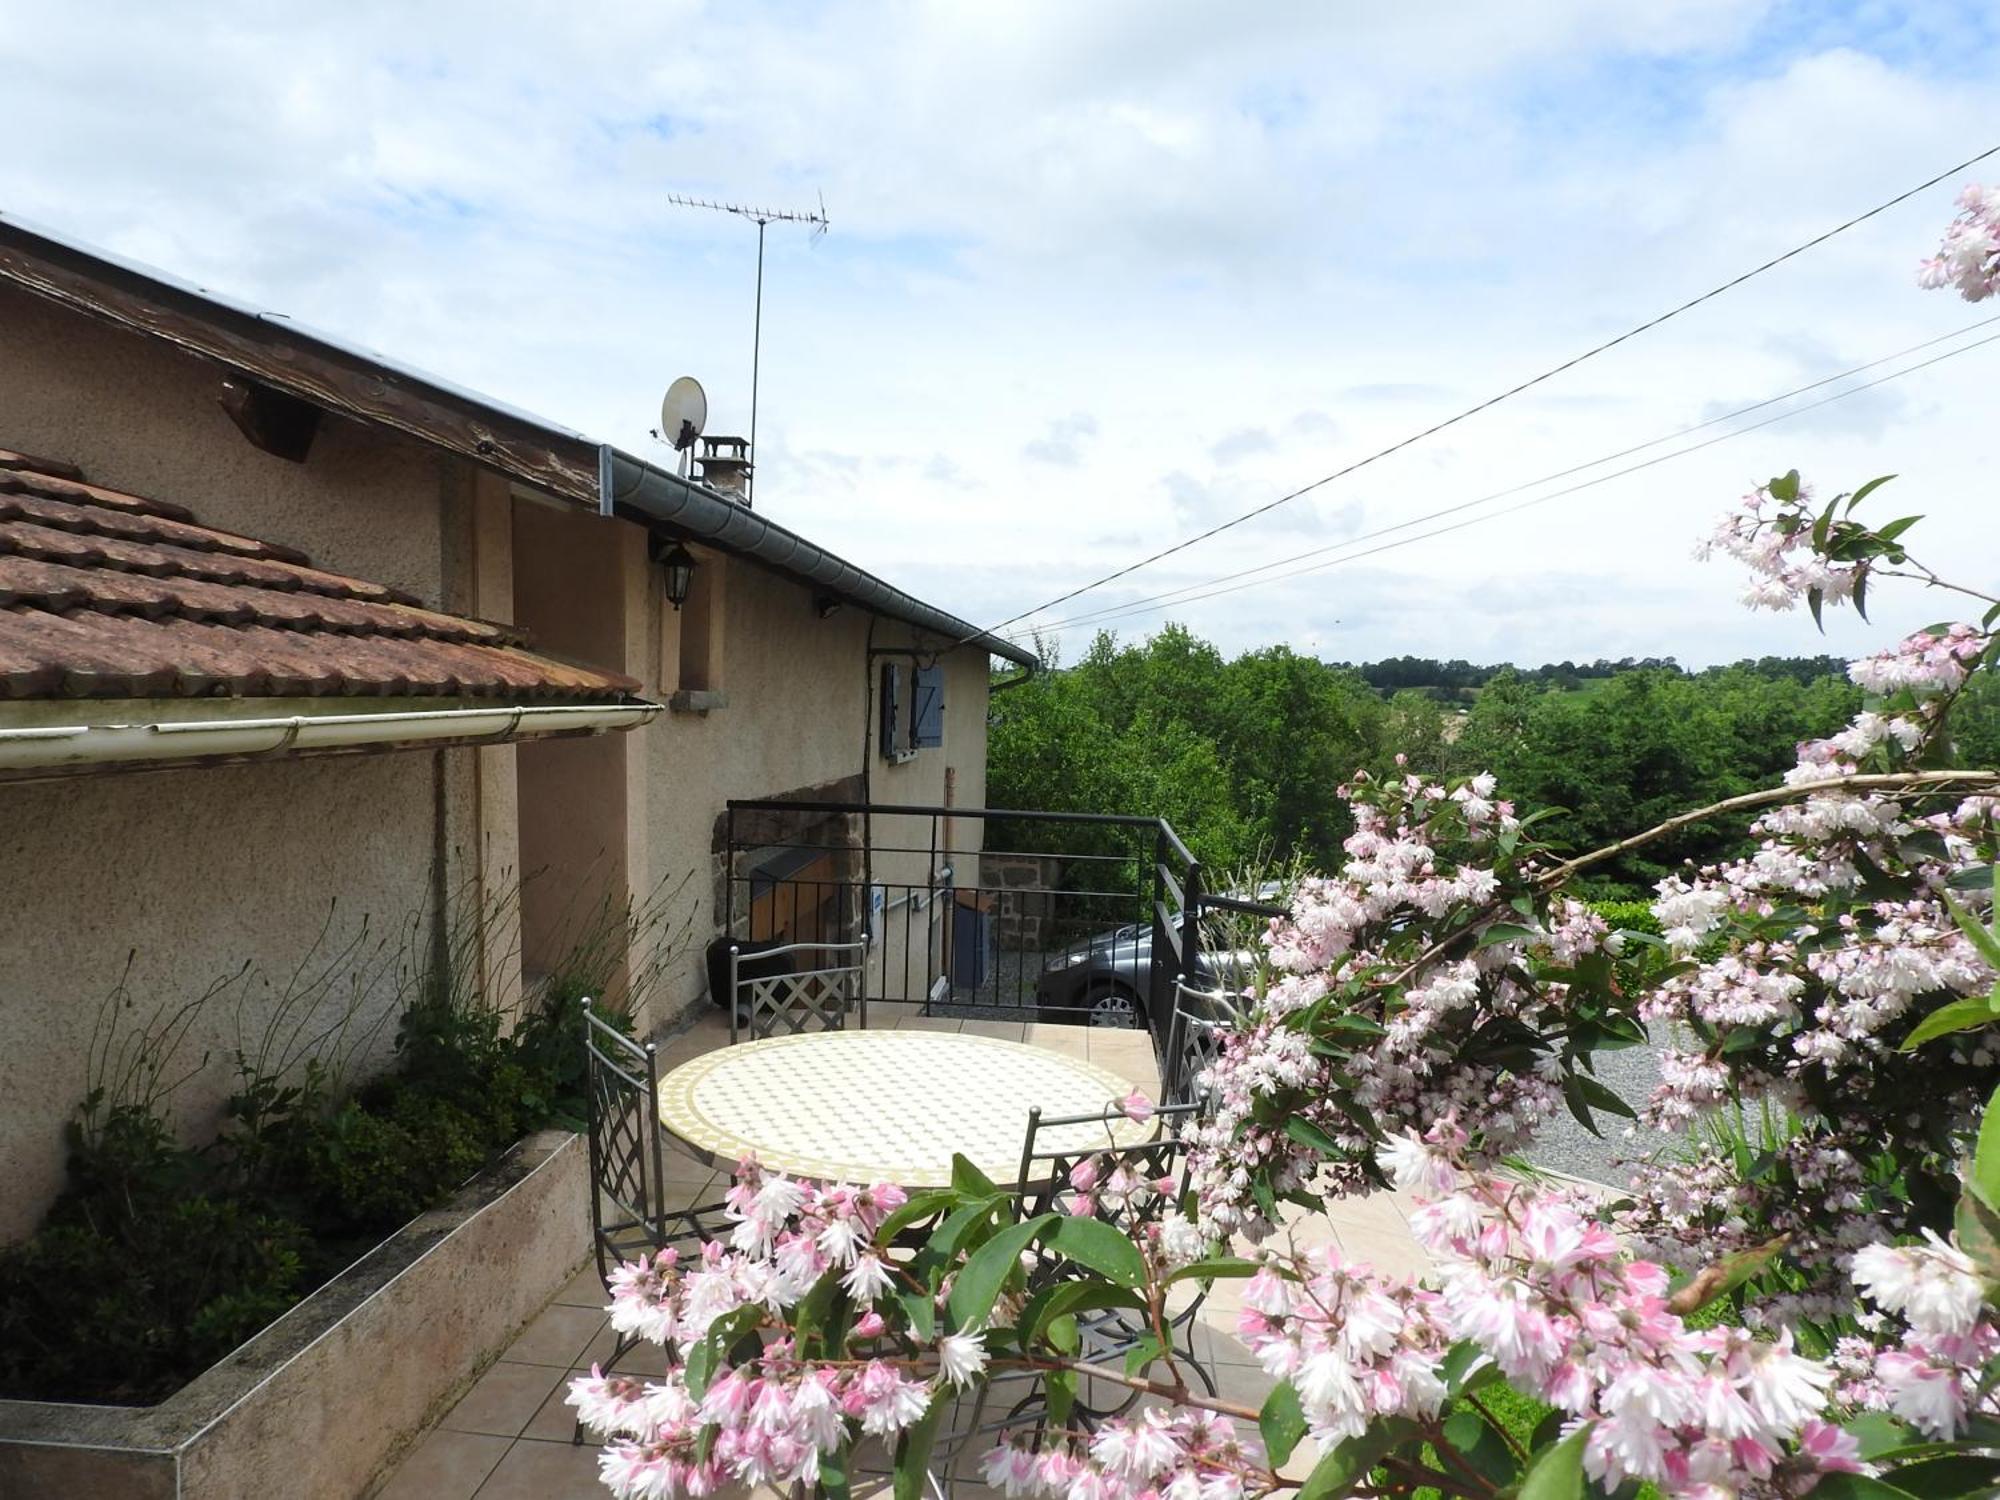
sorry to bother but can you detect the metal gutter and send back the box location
[600,447,1036,667]
[0,701,661,778]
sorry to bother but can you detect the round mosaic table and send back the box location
[657,1029,1153,1188]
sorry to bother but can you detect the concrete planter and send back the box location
[0,1129,587,1499]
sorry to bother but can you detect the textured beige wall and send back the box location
[0,284,449,606]
[0,754,442,1240]
[0,288,497,1241]
[637,558,995,1031]
[0,279,1005,1240]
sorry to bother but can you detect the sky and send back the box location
[3,1,1998,670]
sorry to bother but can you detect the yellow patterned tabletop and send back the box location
[657,1029,1152,1187]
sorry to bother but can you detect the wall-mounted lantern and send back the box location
[652,538,698,611]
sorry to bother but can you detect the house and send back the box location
[0,214,1035,1240]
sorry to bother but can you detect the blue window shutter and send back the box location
[913,665,945,748]
[880,663,903,757]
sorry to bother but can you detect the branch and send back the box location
[1535,770,2000,888]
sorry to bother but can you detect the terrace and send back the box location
[374,1003,1433,1500]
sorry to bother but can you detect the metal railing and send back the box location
[722,801,1210,1055]
[719,800,1296,1070]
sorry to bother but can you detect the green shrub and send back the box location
[1,912,668,1406]
[1589,898,1662,936]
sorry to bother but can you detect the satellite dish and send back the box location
[660,377,708,452]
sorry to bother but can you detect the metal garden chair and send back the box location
[1007,1098,1215,1427]
[1163,979,1233,1110]
[726,938,868,1042]
[575,999,726,1442]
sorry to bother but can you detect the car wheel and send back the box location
[1082,981,1144,1030]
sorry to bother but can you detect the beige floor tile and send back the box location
[374,1428,511,1500]
[1334,1225,1432,1280]
[960,1019,1028,1043]
[579,1326,675,1376]
[897,1016,964,1032]
[1324,1191,1411,1237]
[553,1264,607,1308]
[1023,1024,1092,1059]
[524,1379,590,1443]
[472,1436,608,1498]
[507,1303,607,1367]
[443,1360,569,1439]
[1209,1358,1276,1406]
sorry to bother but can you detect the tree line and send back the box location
[988,626,2000,895]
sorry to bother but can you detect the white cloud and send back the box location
[1,0,1996,669]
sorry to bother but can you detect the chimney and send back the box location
[697,435,753,504]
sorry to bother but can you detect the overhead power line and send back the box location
[1017,314,2000,634]
[1008,324,2000,639]
[968,143,2000,646]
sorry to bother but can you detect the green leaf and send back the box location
[1562,1074,1604,1138]
[1286,1116,1343,1155]
[1854,570,1870,623]
[930,1193,1009,1262]
[1973,1080,2000,1218]
[1844,1411,1918,1461]
[948,1214,1056,1332]
[1440,1340,1499,1395]
[1876,1455,2000,1496]
[893,1394,947,1500]
[874,1189,955,1249]
[896,1285,937,1343]
[1046,1312,1079,1354]
[1901,995,2000,1051]
[1667,1236,1788,1314]
[1122,1332,1165,1375]
[1770,469,1800,503]
[1478,921,1542,948]
[1573,1073,1636,1119]
[1955,1189,2000,1284]
[1849,474,1899,510]
[1809,586,1826,631]
[1942,891,2000,970]
[951,1153,998,1198]
[1442,1404,1519,1487]
[1027,1280,1147,1346]
[1296,1417,1420,1499]
[1260,1381,1309,1467]
[1162,1255,1260,1287]
[1046,1215,1146,1288]
[682,1305,763,1400]
[1811,1475,1920,1500]
[1045,1365,1076,1430]
[821,1442,853,1500]
[1518,1424,1589,1500]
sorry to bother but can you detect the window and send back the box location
[880,662,911,761]
[882,661,945,759]
[912,665,945,748]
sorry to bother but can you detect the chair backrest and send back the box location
[1164,979,1233,1110]
[728,939,868,1042]
[581,999,671,1290]
[1013,1098,1204,1238]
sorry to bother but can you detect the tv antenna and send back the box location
[667,191,829,505]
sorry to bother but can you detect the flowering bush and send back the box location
[572,196,2000,1499]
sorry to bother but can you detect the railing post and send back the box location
[1181,858,1203,994]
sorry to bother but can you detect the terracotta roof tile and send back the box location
[0,449,641,703]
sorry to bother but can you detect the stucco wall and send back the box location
[0,754,445,1240]
[0,277,1005,1241]
[640,555,994,1030]
[0,288,492,1241]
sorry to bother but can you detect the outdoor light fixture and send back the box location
[653,538,697,610]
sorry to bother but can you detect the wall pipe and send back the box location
[0,700,661,777]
